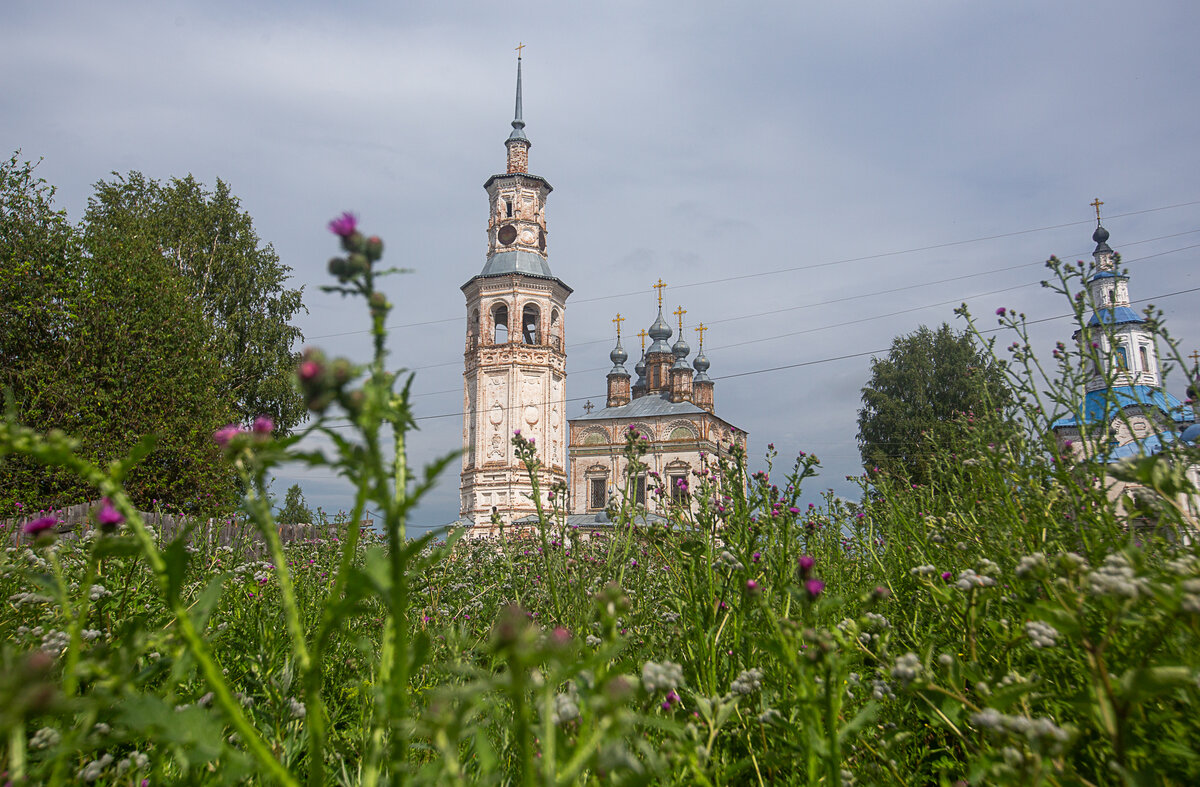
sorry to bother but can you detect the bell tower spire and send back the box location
[506,45,530,174]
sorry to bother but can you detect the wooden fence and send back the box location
[3,500,360,557]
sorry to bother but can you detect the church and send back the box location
[455,55,745,533]
[1051,210,1200,519]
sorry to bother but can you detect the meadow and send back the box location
[1,221,1198,785]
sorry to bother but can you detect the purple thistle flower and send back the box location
[328,211,357,237]
[23,516,57,536]
[213,424,242,448]
[995,307,1006,316]
[804,579,825,599]
[97,498,124,529]
[252,415,274,434]
[941,571,953,582]
[797,555,815,578]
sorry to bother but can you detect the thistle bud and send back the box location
[348,253,370,276]
[369,291,390,315]
[328,257,349,279]
[330,358,354,387]
[341,230,366,254]
[365,235,384,261]
[307,392,336,414]
[342,389,366,415]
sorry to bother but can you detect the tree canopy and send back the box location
[857,322,1012,485]
[0,153,306,514]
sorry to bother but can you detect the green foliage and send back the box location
[857,322,1012,484]
[0,153,306,514]
[2,228,1198,785]
[86,171,306,433]
[277,484,313,525]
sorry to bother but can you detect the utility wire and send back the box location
[305,203,1200,340]
[315,281,1200,428]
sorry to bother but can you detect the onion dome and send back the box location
[671,334,691,370]
[632,354,647,391]
[646,307,673,354]
[1093,222,1112,255]
[693,349,712,382]
[608,337,630,377]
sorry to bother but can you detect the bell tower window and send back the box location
[522,304,541,345]
[1138,345,1149,372]
[505,199,513,218]
[492,304,509,344]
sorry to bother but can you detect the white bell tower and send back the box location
[460,51,571,531]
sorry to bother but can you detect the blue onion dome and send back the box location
[693,349,712,382]
[646,308,673,354]
[608,337,630,376]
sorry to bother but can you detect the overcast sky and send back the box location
[5,1,1199,530]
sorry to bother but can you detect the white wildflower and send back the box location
[730,668,763,696]
[1015,552,1048,578]
[30,727,60,750]
[77,753,114,782]
[288,697,306,719]
[955,569,997,592]
[1087,553,1147,599]
[910,565,937,577]
[641,660,684,693]
[891,652,922,685]
[1025,620,1059,649]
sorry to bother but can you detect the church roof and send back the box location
[574,391,707,420]
[1051,385,1190,428]
[1086,306,1144,327]
[478,249,552,277]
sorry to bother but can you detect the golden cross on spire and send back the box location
[1090,197,1104,222]
[637,329,648,354]
[695,322,708,348]
[673,305,687,332]
[653,278,667,309]
[515,42,525,59]
[612,312,625,339]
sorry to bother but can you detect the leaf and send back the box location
[1118,665,1194,704]
[838,701,878,744]
[163,536,190,602]
[190,572,229,632]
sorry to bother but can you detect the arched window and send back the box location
[492,303,508,344]
[1115,345,1128,371]
[550,308,560,337]
[1138,345,1150,372]
[471,308,480,336]
[522,304,541,345]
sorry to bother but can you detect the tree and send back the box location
[86,173,307,433]
[0,155,305,514]
[857,323,1012,484]
[277,484,314,525]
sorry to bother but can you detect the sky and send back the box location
[5,1,1200,532]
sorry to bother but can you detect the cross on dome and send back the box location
[653,278,667,308]
[673,305,687,332]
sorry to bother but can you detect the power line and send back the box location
[383,240,1200,397]
[305,202,1200,340]
[316,281,1200,428]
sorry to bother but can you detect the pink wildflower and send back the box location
[23,516,57,536]
[328,211,357,237]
